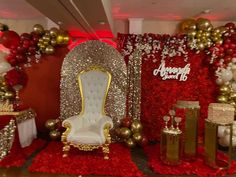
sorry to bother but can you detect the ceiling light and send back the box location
[98,21,106,25]
[202,9,212,14]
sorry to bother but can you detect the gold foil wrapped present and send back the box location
[208,103,234,124]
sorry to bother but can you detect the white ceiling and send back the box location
[111,0,236,21]
[0,0,43,19]
[0,0,236,21]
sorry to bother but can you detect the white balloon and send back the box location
[218,126,226,138]
[222,135,236,147]
[232,82,236,91]
[216,78,223,85]
[221,69,233,82]
[0,61,12,74]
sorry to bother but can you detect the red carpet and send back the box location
[0,139,46,168]
[144,144,236,177]
[29,142,144,177]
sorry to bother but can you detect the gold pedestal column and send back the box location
[205,119,233,169]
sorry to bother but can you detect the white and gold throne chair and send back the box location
[61,67,113,159]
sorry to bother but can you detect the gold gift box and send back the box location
[208,103,234,124]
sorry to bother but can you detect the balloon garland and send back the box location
[0,23,70,102]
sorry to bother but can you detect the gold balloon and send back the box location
[219,85,230,95]
[39,38,44,43]
[180,19,196,33]
[45,45,55,55]
[217,95,228,103]
[43,40,49,46]
[120,127,132,139]
[33,24,44,35]
[230,92,236,100]
[216,39,223,44]
[42,35,51,42]
[4,91,14,99]
[197,18,212,31]
[50,27,59,37]
[39,44,46,50]
[45,119,57,130]
[125,138,136,148]
[49,130,61,140]
[63,35,70,44]
[205,24,213,32]
[56,34,64,44]
[187,29,197,38]
[219,26,228,34]
[44,30,50,36]
[131,120,143,133]
[132,133,142,142]
[50,38,57,46]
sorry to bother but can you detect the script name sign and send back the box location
[153,61,191,81]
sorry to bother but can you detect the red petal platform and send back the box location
[28,142,144,177]
[144,144,236,177]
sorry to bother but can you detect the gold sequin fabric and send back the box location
[60,40,127,128]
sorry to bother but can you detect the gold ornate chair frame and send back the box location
[61,66,113,159]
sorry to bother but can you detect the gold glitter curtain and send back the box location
[60,40,127,128]
[127,50,142,120]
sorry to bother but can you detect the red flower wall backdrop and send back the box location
[117,33,217,141]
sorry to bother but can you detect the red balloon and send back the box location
[226,48,234,55]
[223,44,229,49]
[16,54,27,63]
[5,54,17,66]
[22,39,30,49]
[232,53,236,57]
[28,46,37,55]
[231,33,236,43]
[224,38,231,44]
[139,135,148,146]
[17,45,26,54]
[121,117,132,127]
[10,48,17,55]
[219,53,225,58]
[224,55,232,63]
[0,30,20,48]
[20,33,31,40]
[225,22,235,29]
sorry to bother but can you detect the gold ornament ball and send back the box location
[49,130,61,140]
[217,95,228,103]
[131,120,143,133]
[120,127,132,139]
[56,34,64,44]
[33,24,44,35]
[219,85,230,95]
[45,45,55,55]
[187,29,197,38]
[125,138,136,148]
[45,119,57,130]
[50,27,59,37]
[50,38,57,46]
[132,133,142,143]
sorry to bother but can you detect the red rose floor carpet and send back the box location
[0,139,46,168]
[144,144,236,177]
[28,142,144,177]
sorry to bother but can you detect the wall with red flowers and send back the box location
[20,47,68,132]
[117,33,218,141]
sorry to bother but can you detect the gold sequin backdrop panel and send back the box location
[60,40,127,128]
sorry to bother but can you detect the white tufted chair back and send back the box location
[78,69,111,125]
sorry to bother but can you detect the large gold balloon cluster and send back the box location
[180,18,227,50]
[45,119,61,140]
[116,117,147,148]
[0,77,14,100]
[33,24,69,55]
